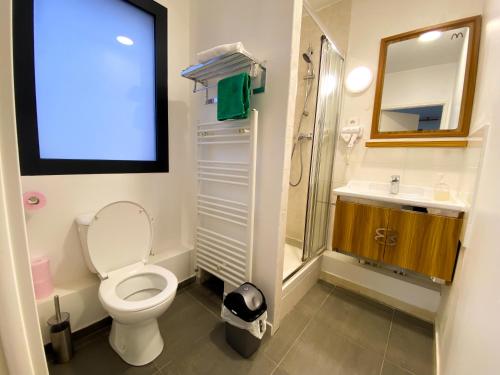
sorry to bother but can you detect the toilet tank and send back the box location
[76,213,97,274]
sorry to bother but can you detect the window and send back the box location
[13,0,168,175]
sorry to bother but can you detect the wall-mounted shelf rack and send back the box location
[181,50,266,104]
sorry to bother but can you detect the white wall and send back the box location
[315,0,352,56]
[436,0,500,373]
[286,0,352,246]
[9,0,302,343]
[18,0,196,342]
[333,0,483,191]
[0,1,48,373]
[0,341,7,375]
[189,0,302,327]
[380,111,419,131]
[286,12,322,245]
[21,0,194,288]
[381,63,458,131]
[322,252,441,320]
[325,0,483,316]
[382,63,458,110]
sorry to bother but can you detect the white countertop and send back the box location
[333,180,467,212]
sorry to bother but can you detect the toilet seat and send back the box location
[99,264,177,313]
[86,201,152,279]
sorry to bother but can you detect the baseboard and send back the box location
[434,326,440,375]
[178,275,196,289]
[320,271,436,323]
[285,237,303,248]
[44,316,112,361]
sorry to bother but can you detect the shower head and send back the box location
[302,47,314,79]
[302,53,312,64]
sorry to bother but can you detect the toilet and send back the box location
[76,201,178,366]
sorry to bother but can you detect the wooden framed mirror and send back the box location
[371,16,481,139]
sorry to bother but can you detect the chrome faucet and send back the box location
[390,175,400,195]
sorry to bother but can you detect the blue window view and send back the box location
[34,0,156,161]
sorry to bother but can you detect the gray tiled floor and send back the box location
[48,281,434,375]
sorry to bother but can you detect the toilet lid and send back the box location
[87,201,152,278]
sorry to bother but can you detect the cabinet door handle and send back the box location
[386,230,398,247]
[374,228,386,245]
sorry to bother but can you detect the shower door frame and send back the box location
[302,35,344,263]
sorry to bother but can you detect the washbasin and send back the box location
[333,180,467,212]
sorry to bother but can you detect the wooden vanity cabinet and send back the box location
[332,200,390,261]
[332,198,463,281]
[382,209,462,280]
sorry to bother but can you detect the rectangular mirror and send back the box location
[371,16,481,139]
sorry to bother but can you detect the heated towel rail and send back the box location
[195,110,258,287]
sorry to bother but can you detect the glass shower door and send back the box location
[303,37,343,261]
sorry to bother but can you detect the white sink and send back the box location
[333,180,467,212]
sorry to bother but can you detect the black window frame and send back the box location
[13,0,169,175]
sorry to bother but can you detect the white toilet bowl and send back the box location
[100,263,177,365]
[76,201,178,366]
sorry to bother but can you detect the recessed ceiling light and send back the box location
[418,31,442,42]
[116,35,134,46]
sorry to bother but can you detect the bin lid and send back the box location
[223,282,267,322]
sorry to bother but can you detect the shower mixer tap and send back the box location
[298,133,313,141]
[289,45,316,187]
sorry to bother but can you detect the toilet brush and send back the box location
[47,295,73,363]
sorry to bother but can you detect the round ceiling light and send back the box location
[418,31,442,42]
[345,66,373,94]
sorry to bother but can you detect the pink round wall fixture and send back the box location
[22,191,47,211]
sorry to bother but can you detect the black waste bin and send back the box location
[222,282,267,358]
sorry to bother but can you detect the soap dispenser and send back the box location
[434,174,450,201]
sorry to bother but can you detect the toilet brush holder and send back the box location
[47,295,73,363]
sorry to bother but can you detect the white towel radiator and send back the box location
[195,110,258,287]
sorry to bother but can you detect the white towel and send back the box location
[197,42,247,63]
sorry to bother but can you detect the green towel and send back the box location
[217,72,251,121]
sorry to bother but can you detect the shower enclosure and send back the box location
[284,32,343,281]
